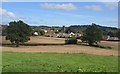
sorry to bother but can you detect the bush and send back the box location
[65,37,77,44]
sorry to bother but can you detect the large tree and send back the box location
[116,29,120,39]
[81,23,103,46]
[5,20,32,47]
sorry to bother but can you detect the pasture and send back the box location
[1,36,119,72]
[1,36,118,50]
[1,36,118,56]
[2,52,118,72]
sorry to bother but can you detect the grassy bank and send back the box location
[2,52,118,72]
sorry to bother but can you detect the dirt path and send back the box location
[1,45,118,56]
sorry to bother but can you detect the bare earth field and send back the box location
[0,36,119,56]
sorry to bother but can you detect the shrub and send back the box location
[65,37,77,44]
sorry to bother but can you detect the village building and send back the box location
[33,32,39,36]
[103,35,119,41]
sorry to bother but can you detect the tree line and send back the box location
[4,20,120,47]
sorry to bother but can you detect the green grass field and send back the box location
[2,52,118,72]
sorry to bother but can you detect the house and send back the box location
[69,32,75,37]
[104,35,119,41]
[33,32,39,36]
[107,37,119,41]
[56,33,69,38]
[43,30,48,33]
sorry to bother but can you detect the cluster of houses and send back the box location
[33,26,119,41]
[1,24,119,41]
[45,32,82,38]
[33,25,82,38]
[33,29,81,38]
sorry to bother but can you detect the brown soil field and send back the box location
[1,36,65,44]
[0,36,119,56]
[99,41,118,50]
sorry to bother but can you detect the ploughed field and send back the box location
[1,36,119,56]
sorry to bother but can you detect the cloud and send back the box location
[0,8,18,18]
[0,8,25,19]
[83,2,118,11]
[84,5,103,11]
[40,3,77,11]
[0,0,11,2]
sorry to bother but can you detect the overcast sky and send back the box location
[1,2,119,27]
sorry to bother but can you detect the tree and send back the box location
[116,29,120,39]
[107,31,115,37]
[81,23,103,46]
[33,29,45,36]
[39,30,45,36]
[5,20,32,47]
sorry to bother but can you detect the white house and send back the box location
[69,32,75,37]
[34,32,39,36]
[107,37,119,41]
[44,30,48,33]
[104,35,119,41]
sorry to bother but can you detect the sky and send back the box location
[0,2,119,28]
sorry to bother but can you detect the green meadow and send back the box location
[2,52,118,72]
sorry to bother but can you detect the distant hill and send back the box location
[1,24,118,30]
[68,25,118,33]
[31,26,50,30]
[1,24,118,36]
